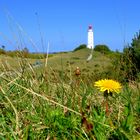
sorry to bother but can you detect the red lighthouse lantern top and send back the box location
[88,25,92,30]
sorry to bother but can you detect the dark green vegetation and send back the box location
[0,47,52,59]
[94,44,111,54]
[112,31,140,83]
[73,44,87,51]
[0,32,140,139]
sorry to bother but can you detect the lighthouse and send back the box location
[87,25,94,49]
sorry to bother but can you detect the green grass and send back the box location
[0,49,140,139]
[0,55,44,72]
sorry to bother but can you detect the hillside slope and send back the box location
[46,48,111,74]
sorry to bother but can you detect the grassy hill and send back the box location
[0,48,112,81]
[46,48,111,71]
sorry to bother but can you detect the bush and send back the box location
[73,44,87,51]
[112,31,140,82]
[94,44,111,54]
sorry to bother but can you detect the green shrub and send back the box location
[120,31,140,81]
[110,30,140,82]
[94,44,111,54]
[73,44,87,51]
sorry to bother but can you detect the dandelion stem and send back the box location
[105,98,109,116]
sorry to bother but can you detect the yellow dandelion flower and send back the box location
[94,79,122,93]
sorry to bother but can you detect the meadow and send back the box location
[0,48,140,139]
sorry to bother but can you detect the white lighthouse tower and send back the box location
[87,25,94,49]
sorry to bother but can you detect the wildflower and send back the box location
[74,67,81,87]
[94,79,122,116]
[94,79,122,94]
[75,67,81,76]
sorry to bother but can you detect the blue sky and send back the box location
[0,0,140,52]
